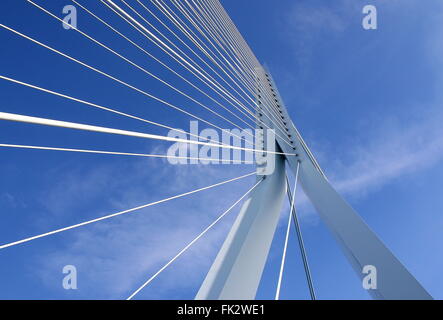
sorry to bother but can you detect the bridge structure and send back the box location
[0,0,432,300]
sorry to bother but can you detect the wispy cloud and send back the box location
[281,0,443,211]
[31,147,254,299]
[280,0,358,72]
[295,99,443,218]
[326,107,443,198]
[285,2,353,34]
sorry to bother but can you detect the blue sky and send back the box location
[0,0,442,300]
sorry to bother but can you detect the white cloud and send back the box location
[281,0,443,215]
[31,147,255,299]
[327,107,443,198]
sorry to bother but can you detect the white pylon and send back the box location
[196,67,432,300]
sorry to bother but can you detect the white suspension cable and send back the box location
[153,0,266,120]
[0,23,251,145]
[99,1,294,148]
[193,1,256,85]
[183,0,294,142]
[0,111,297,156]
[211,2,321,168]
[2,21,291,147]
[13,2,293,148]
[0,75,236,148]
[103,0,258,120]
[151,0,258,109]
[143,0,258,109]
[101,0,261,129]
[127,177,263,300]
[179,0,257,91]
[207,0,261,72]
[285,173,316,300]
[176,0,294,146]
[149,0,261,120]
[193,6,288,132]
[275,161,300,300]
[0,172,256,250]
[26,0,255,143]
[177,0,265,113]
[70,0,257,134]
[123,0,254,111]
[153,0,257,107]
[169,0,255,92]
[0,143,255,164]
[134,0,258,124]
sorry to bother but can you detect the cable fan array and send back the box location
[0,0,306,300]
